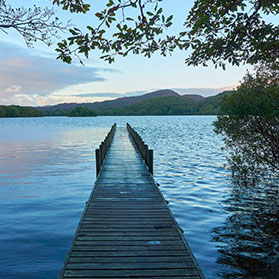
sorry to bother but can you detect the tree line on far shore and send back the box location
[1,78,278,183]
[0,92,228,118]
[0,105,98,118]
[0,105,43,118]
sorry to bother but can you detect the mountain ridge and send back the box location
[38,89,211,115]
[99,91,232,116]
[1,90,233,117]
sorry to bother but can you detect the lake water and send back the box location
[0,116,278,278]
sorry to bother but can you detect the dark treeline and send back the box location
[67,107,97,117]
[0,105,43,118]
[0,91,232,118]
[99,94,226,116]
[41,91,232,117]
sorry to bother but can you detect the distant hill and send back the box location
[196,91,233,114]
[67,107,97,117]
[39,89,179,116]
[99,95,198,115]
[99,91,233,116]
[37,89,233,116]
[183,94,205,102]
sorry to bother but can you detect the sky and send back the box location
[0,0,254,106]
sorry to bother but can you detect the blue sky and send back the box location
[1,0,253,106]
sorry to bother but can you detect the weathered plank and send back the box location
[68,256,192,263]
[59,127,204,279]
[72,246,186,251]
[66,261,196,269]
[63,269,200,277]
[66,278,201,279]
[70,250,190,257]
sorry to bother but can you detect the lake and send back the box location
[0,116,278,278]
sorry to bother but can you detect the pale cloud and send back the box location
[73,92,125,98]
[0,93,57,106]
[73,90,149,98]
[0,41,238,106]
[5,85,22,93]
[172,86,237,97]
[0,41,117,105]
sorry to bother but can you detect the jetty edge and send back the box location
[59,123,204,278]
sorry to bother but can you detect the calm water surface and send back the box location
[0,116,278,278]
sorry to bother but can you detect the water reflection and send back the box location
[0,116,235,278]
[0,121,110,278]
[212,180,279,278]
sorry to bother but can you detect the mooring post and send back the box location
[95,123,117,177]
[95,149,100,176]
[148,149,153,175]
[100,143,104,163]
[126,123,154,175]
[144,144,149,167]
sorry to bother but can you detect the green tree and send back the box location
[213,65,279,181]
[0,0,70,47]
[0,105,43,117]
[185,0,279,68]
[2,1,278,67]
[52,0,279,67]
[67,106,97,117]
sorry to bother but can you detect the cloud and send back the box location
[5,85,22,93]
[73,92,125,98]
[0,41,117,105]
[73,90,149,98]
[172,86,236,97]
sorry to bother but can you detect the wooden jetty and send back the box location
[60,124,204,279]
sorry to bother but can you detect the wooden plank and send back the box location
[81,220,173,224]
[80,224,175,228]
[59,127,204,279]
[81,219,172,223]
[76,236,181,241]
[74,240,183,246]
[82,211,173,218]
[78,228,178,233]
[77,232,180,238]
[83,215,171,219]
[62,277,201,279]
[66,261,196,270]
[70,250,189,257]
[72,246,185,251]
[68,256,192,263]
[63,269,200,277]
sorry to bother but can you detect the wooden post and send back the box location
[144,144,149,166]
[94,123,116,177]
[149,149,153,175]
[101,142,104,162]
[126,123,154,175]
[105,137,108,152]
[139,137,143,156]
[95,149,100,176]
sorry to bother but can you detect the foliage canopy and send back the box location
[2,0,278,67]
[214,66,279,181]
[51,0,279,67]
[67,106,97,117]
[0,105,43,117]
[0,0,70,47]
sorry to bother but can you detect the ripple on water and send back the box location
[1,116,278,279]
